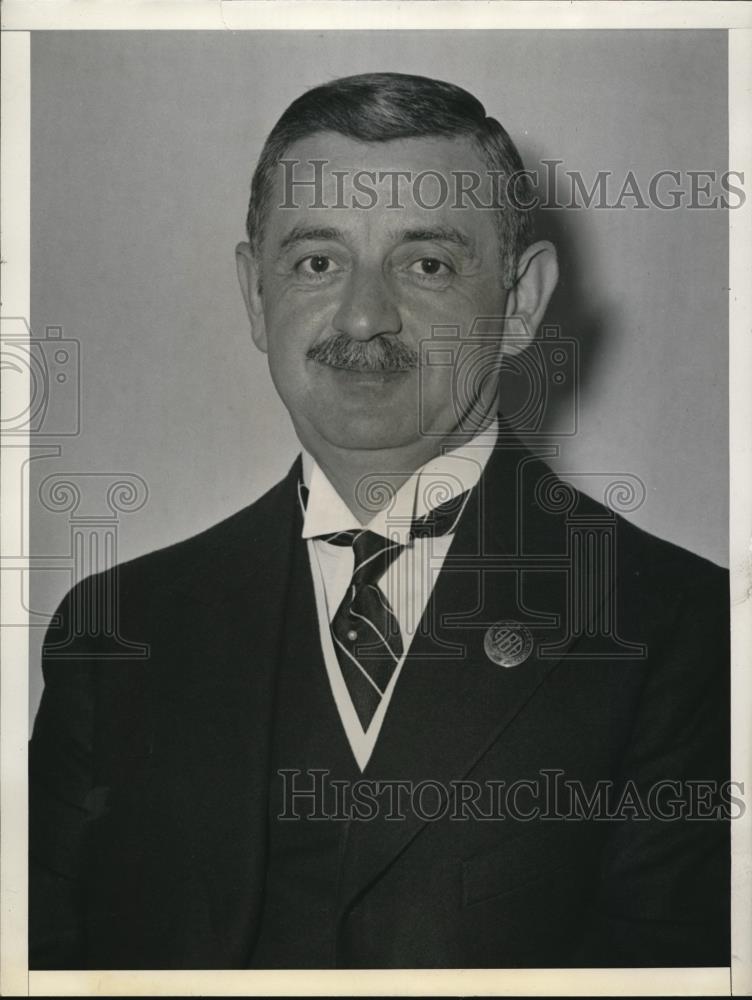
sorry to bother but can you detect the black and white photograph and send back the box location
[1,2,751,996]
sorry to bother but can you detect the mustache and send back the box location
[306,333,418,372]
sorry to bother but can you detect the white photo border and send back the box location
[2,4,750,997]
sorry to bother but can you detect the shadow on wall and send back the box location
[499,181,614,444]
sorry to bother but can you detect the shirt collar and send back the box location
[301,418,498,543]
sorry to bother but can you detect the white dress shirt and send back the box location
[300,419,499,771]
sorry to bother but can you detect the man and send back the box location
[29,72,730,969]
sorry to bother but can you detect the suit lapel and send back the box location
[142,439,621,943]
[158,458,303,957]
[339,437,598,911]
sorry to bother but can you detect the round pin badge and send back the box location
[484,621,534,668]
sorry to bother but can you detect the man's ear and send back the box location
[501,241,559,357]
[235,241,267,352]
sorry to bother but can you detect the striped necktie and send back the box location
[299,482,471,729]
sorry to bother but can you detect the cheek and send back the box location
[416,336,504,423]
[264,285,335,343]
[416,363,456,416]
[397,281,503,337]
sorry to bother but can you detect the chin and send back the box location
[316,412,420,453]
[327,428,417,453]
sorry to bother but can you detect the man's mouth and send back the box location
[317,359,414,374]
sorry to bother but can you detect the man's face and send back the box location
[241,132,515,455]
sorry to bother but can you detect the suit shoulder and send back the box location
[612,508,727,595]
[60,460,300,605]
[520,451,727,596]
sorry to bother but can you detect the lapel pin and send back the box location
[484,621,533,668]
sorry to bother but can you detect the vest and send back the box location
[249,531,362,968]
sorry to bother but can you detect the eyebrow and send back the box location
[276,223,476,254]
[278,226,343,252]
[393,226,475,252]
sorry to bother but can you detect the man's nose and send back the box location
[332,266,402,341]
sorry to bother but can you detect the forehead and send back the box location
[263,131,499,249]
[284,131,489,176]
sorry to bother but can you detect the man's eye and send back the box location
[409,257,450,277]
[298,255,338,276]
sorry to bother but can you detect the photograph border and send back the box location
[2,3,750,996]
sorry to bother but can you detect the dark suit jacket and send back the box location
[29,436,730,969]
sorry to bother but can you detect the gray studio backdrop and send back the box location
[29,30,729,726]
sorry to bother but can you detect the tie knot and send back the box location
[334,529,404,586]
